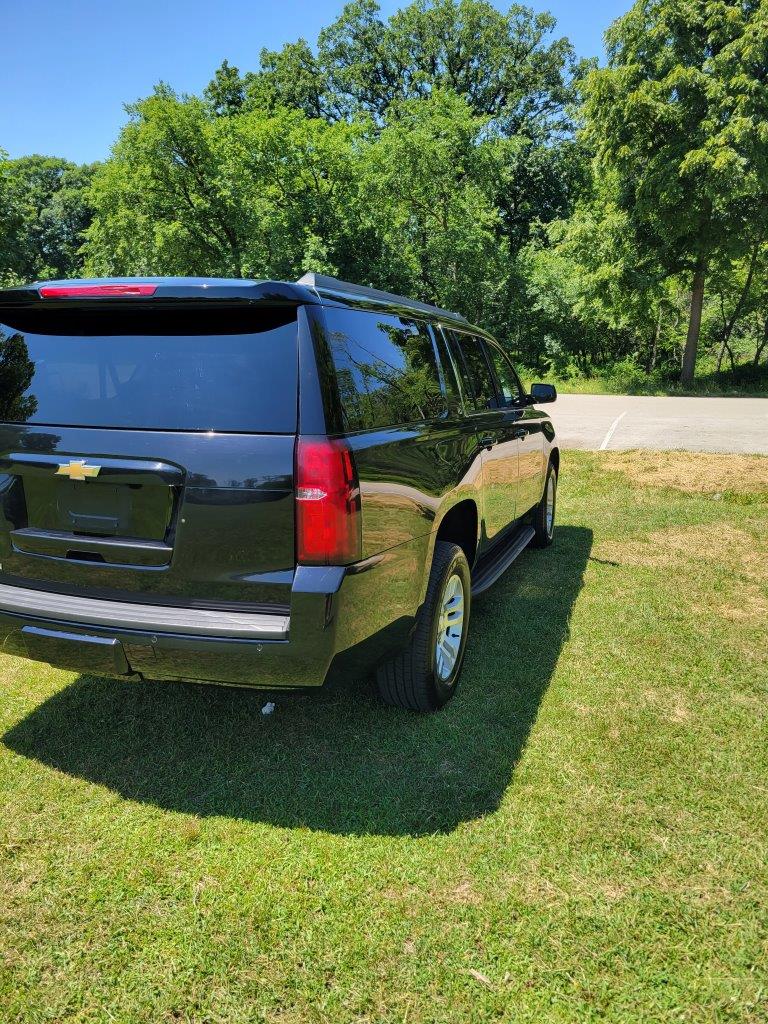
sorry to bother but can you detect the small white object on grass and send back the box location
[261,702,276,716]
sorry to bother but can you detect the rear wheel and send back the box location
[376,541,471,712]
[531,460,557,548]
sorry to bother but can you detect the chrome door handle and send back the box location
[512,427,526,440]
[479,434,496,449]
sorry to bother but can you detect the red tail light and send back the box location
[40,283,158,298]
[295,437,361,565]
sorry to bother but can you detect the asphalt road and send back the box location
[547,393,768,454]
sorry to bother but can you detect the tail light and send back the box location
[295,437,361,565]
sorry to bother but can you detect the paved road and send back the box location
[547,393,768,454]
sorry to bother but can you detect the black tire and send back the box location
[531,460,557,548]
[376,541,471,712]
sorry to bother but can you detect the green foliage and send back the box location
[363,91,509,322]
[0,329,37,419]
[587,0,768,269]
[85,1,582,351]
[0,150,26,285]
[581,0,768,381]
[315,0,579,128]
[203,58,247,117]
[86,88,369,279]
[5,0,768,387]
[0,153,96,284]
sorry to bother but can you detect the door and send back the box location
[482,339,546,515]
[442,329,520,548]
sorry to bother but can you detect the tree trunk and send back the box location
[680,256,707,386]
[716,238,761,374]
[754,317,768,367]
[647,306,662,372]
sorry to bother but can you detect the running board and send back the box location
[471,526,535,596]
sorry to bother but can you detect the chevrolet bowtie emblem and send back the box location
[55,460,101,482]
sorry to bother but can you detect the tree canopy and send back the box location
[0,154,96,285]
[2,0,767,389]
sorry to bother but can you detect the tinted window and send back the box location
[0,307,298,433]
[325,308,446,431]
[485,341,524,405]
[431,326,463,414]
[445,331,496,412]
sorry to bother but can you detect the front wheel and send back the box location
[531,460,557,548]
[375,541,471,712]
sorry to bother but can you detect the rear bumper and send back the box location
[0,583,290,640]
[0,543,427,688]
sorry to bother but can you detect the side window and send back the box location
[325,308,446,431]
[444,330,497,412]
[485,341,524,406]
[430,325,463,414]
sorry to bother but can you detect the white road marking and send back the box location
[600,411,627,450]
[549,394,768,453]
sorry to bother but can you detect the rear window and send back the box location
[0,306,298,433]
[324,308,445,431]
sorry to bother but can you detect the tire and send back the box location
[531,460,557,548]
[376,541,471,712]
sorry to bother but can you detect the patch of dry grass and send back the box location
[595,519,768,626]
[603,450,768,495]
[597,522,766,578]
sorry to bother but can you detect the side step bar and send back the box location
[471,526,535,596]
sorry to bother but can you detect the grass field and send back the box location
[1,451,766,1023]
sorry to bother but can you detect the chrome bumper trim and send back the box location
[0,583,289,640]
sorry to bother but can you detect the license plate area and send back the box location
[0,453,182,567]
[24,476,173,540]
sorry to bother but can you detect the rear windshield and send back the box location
[0,306,298,433]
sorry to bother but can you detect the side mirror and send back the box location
[530,383,557,405]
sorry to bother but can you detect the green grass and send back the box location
[1,451,766,1023]
[523,361,768,398]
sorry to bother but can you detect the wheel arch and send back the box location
[433,499,479,571]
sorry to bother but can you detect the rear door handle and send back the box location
[479,434,497,450]
[512,427,527,440]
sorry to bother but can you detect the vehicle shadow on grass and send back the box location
[4,526,592,837]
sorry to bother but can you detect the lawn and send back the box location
[1,451,766,1023]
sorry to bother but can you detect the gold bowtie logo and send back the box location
[55,460,101,482]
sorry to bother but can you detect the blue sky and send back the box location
[0,0,629,164]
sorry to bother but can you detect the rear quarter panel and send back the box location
[344,420,484,615]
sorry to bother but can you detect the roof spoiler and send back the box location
[297,272,467,323]
[0,277,319,308]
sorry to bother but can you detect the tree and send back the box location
[0,153,96,283]
[86,1,589,373]
[0,331,37,421]
[364,91,508,326]
[204,59,247,116]
[86,87,247,276]
[85,86,369,280]
[306,0,580,131]
[583,0,768,384]
[0,150,26,285]
[248,41,326,119]
[221,0,580,132]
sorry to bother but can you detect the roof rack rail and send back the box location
[296,272,467,323]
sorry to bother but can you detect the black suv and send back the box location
[0,274,558,711]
